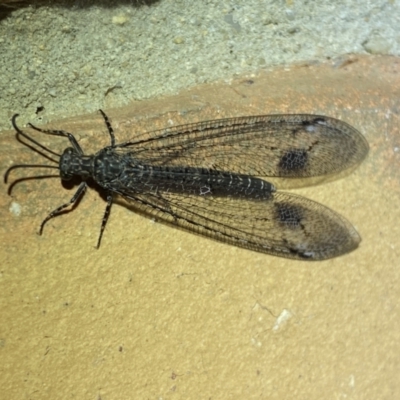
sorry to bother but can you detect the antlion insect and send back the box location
[4,110,369,260]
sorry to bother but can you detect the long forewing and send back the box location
[115,114,369,178]
[118,188,360,261]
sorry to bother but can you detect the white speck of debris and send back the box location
[251,337,262,347]
[272,309,292,331]
[112,14,129,25]
[349,374,355,388]
[9,201,22,216]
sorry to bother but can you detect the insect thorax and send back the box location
[59,147,94,180]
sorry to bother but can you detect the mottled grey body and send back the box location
[60,146,275,198]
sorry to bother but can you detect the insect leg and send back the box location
[99,109,116,147]
[97,191,114,248]
[27,122,84,155]
[39,182,88,235]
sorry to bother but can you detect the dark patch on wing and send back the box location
[278,149,308,172]
[275,202,304,229]
[302,117,326,126]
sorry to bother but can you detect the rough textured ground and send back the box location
[0,0,399,130]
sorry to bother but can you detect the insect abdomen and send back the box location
[115,162,275,198]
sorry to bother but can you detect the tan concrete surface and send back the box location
[1,55,399,399]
